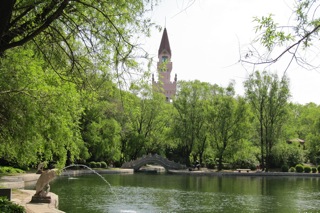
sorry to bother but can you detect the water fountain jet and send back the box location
[62,164,118,200]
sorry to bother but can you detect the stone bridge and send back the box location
[121,154,187,172]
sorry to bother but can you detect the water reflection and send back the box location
[50,174,320,213]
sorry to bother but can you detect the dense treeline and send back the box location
[1,50,319,171]
[1,0,320,172]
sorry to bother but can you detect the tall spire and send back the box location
[153,27,177,102]
[158,28,171,56]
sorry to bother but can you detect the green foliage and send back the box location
[250,0,320,71]
[204,158,216,169]
[89,162,97,168]
[312,167,317,173]
[318,165,320,173]
[95,162,101,168]
[295,164,304,173]
[254,14,293,51]
[0,197,25,213]
[232,159,257,171]
[299,104,320,164]
[0,0,158,169]
[172,80,221,166]
[119,84,172,162]
[0,1,157,73]
[250,1,320,168]
[207,83,251,171]
[304,165,311,173]
[100,162,108,168]
[285,103,320,165]
[231,139,259,169]
[289,167,296,172]
[272,142,305,168]
[281,165,289,172]
[244,71,290,171]
[4,0,320,171]
[0,48,87,169]
[0,167,25,174]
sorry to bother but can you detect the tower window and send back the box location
[162,56,168,62]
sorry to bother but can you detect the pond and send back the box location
[50,173,320,213]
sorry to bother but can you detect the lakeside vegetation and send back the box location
[1,1,320,174]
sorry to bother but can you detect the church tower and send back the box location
[152,28,177,101]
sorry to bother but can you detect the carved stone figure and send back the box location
[31,169,56,203]
[36,162,45,174]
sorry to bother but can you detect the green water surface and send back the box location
[50,173,320,213]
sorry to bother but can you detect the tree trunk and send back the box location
[260,104,265,171]
[218,156,223,171]
[0,0,15,56]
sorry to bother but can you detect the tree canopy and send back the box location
[242,0,320,71]
[0,0,156,87]
[2,0,320,171]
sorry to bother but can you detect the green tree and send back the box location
[0,1,155,59]
[244,71,290,171]
[0,48,86,168]
[172,80,213,166]
[80,74,122,164]
[207,83,250,170]
[0,0,159,168]
[272,142,305,167]
[293,103,320,164]
[119,83,171,162]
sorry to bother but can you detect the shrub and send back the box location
[204,158,216,169]
[312,167,317,173]
[0,197,25,213]
[89,161,96,168]
[0,166,25,174]
[231,158,258,171]
[272,143,305,168]
[318,165,320,173]
[95,162,101,168]
[304,166,311,173]
[100,162,107,168]
[295,164,304,173]
[289,167,296,172]
[222,163,232,170]
[281,165,289,172]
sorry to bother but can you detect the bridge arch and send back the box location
[121,154,186,172]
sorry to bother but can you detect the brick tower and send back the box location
[152,28,177,101]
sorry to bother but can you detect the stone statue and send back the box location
[36,162,45,174]
[31,169,57,203]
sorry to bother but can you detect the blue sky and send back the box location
[142,0,320,104]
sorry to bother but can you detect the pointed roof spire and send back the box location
[158,28,171,56]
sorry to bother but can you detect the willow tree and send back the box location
[0,1,155,55]
[244,71,290,171]
[0,48,87,168]
[0,1,157,90]
[242,0,320,71]
[0,1,157,168]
